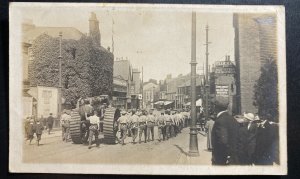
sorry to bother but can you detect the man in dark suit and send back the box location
[211,102,239,165]
[46,113,54,135]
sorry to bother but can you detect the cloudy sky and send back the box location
[19,4,235,82]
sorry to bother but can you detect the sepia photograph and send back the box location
[9,3,286,175]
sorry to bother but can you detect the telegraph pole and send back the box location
[112,17,114,55]
[141,66,144,109]
[58,32,62,118]
[205,25,210,121]
[189,11,199,157]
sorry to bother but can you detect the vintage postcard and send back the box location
[9,3,287,175]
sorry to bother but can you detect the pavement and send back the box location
[23,127,212,165]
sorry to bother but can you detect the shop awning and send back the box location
[154,101,164,105]
[164,101,174,105]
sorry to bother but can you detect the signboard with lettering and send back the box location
[215,60,236,74]
[216,85,229,97]
[215,67,236,74]
[215,61,234,67]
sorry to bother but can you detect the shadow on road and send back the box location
[174,144,189,156]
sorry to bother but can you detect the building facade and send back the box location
[22,12,113,116]
[233,13,277,114]
[143,82,159,109]
[177,76,204,109]
[112,76,128,109]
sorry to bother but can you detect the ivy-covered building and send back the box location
[22,13,114,117]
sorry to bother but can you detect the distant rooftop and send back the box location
[113,60,132,81]
[23,26,84,43]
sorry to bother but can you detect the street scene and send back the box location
[18,5,282,168]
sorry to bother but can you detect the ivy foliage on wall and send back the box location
[253,59,278,122]
[30,34,114,107]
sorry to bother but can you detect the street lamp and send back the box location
[58,32,62,118]
[189,11,199,157]
[204,25,210,122]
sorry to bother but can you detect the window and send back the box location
[42,90,52,104]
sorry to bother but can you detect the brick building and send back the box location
[233,13,277,113]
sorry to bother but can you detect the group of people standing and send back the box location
[113,109,190,146]
[24,113,54,146]
[210,102,279,165]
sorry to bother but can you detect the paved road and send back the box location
[23,127,212,165]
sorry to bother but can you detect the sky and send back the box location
[19,5,235,82]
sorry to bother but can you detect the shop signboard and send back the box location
[216,85,229,97]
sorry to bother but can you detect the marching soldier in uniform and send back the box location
[87,110,100,149]
[157,111,166,141]
[170,111,176,137]
[173,111,178,136]
[117,110,128,145]
[60,110,71,142]
[138,110,147,143]
[164,110,172,140]
[130,109,139,144]
[126,110,132,137]
[175,111,183,134]
[146,110,155,142]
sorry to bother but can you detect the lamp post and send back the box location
[189,11,199,157]
[58,32,62,118]
[204,25,210,121]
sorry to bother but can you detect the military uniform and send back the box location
[157,114,166,141]
[146,114,155,141]
[170,114,176,137]
[61,113,71,142]
[164,114,172,140]
[88,114,100,149]
[130,114,139,143]
[175,113,182,134]
[117,114,128,145]
[138,114,147,143]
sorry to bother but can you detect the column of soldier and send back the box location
[116,109,191,146]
